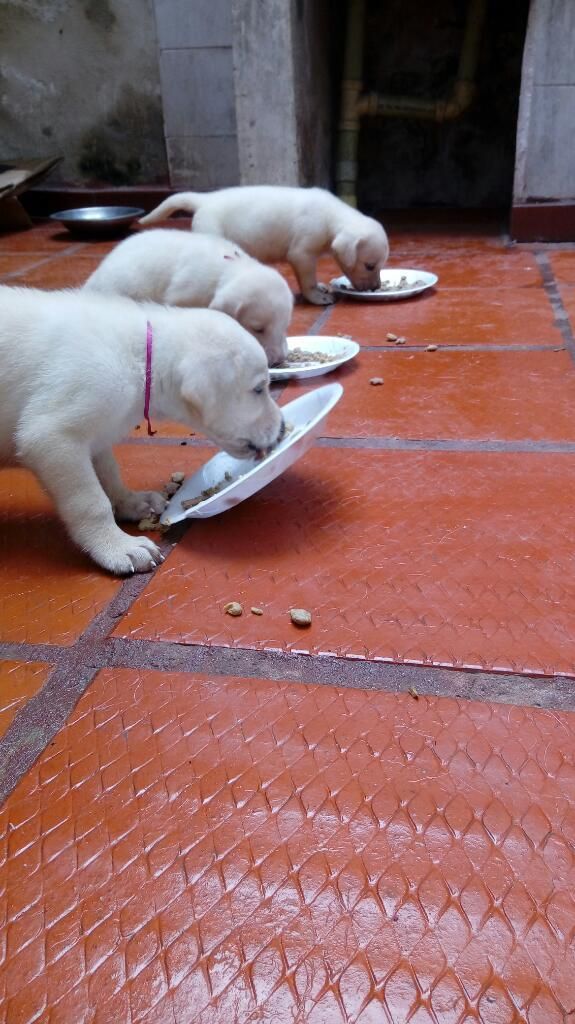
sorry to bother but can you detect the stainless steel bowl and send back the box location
[50,206,145,237]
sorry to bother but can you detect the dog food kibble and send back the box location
[181,472,240,510]
[224,602,243,617]
[395,336,406,345]
[386,332,397,342]
[138,517,159,531]
[370,377,384,386]
[426,344,438,352]
[280,347,333,367]
[290,608,312,627]
[164,481,180,497]
[377,277,425,293]
[408,686,419,700]
[251,606,264,616]
[171,471,185,484]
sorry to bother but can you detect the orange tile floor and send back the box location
[1,220,575,1022]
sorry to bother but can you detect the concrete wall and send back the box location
[231,0,334,187]
[152,0,240,189]
[514,0,575,203]
[0,0,168,186]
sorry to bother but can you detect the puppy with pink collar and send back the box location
[0,285,283,574]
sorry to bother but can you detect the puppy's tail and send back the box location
[139,192,204,226]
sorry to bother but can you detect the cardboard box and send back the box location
[0,157,62,229]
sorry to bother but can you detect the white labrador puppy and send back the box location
[140,186,389,305]
[0,286,283,575]
[84,229,293,367]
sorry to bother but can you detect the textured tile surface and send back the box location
[0,662,51,739]
[0,447,204,645]
[282,349,575,441]
[324,288,563,346]
[1,667,574,1023]
[115,447,575,676]
[1,221,575,1024]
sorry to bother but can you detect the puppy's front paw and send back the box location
[303,284,335,306]
[94,534,164,575]
[114,490,167,522]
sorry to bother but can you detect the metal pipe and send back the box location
[336,0,487,203]
[335,0,365,207]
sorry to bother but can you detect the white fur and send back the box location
[84,229,294,366]
[139,186,390,305]
[0,285,283,575]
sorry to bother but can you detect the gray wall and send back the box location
[0,0,168,186]
[231,0,333,187]
[514,0,575,203]
[153,0,240,188]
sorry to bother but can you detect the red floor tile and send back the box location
[549,251,575,286]
[282,349,575,441]
[325,287,562,346]
[0,255,53,279]
[558,285,575,331]
[388,231,507,255]
[386,251,542,289]
[0,445,205,645]
[289,304,324,334]
[115,447,575,676]
[0,662,51,739]
[0,224,73,253]
[0,666,573,1023]
[8,254,101,289]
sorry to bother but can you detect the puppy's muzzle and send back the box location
[247,416,286,460]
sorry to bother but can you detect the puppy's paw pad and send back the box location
[304,286,334,306]
[97,535,163,575]
[115,490,167,521]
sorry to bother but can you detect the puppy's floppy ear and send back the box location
[331,230,359,269]
[180,363,209,421]
[209,289,245,322]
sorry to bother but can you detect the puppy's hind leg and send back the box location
[18,429,163,574]
[288,248,335,305]
[94,449,166,522]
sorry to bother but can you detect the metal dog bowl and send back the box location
[50,206,145,237]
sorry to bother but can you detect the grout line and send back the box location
[535,252,575,367]
[315,436,575,453]
[120,433,575,454]
[307,303,334,336]
[1,629,575,802]
[354,343,564,352]
[0,243,84,281]
[1,633,574,802]
[0,660,100,805]
[0,524,184,803]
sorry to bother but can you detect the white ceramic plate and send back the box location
[161,383,343,525]
[270,336,359,380]
[330,267,438,301]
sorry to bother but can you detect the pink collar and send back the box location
[144,320,156,436]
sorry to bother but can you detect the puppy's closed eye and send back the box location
[364,262,376,272]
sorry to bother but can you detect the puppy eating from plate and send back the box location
[139,185,389,305]
[0,286,284,575]
[84,229,294,368]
